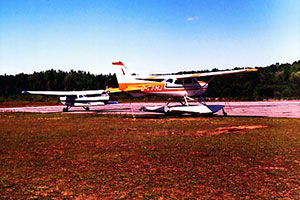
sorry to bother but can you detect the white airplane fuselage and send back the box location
[60,95,109,107]
[121,78,208,98]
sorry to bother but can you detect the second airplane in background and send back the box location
[22,89,118,112]
[112,61,258,115]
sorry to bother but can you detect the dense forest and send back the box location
[0,61,299,101]
[206,60,300,100]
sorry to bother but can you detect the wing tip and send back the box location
[22,91,29,94]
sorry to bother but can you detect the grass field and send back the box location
[0,113,300,199]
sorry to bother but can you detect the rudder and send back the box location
[112,61,140,91]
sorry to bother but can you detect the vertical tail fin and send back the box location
[112,61,140,91]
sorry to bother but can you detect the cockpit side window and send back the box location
[183,78,193,84]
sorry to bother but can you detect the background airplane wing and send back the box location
[22,90,105,96]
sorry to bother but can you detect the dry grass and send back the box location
[0,113,300,199]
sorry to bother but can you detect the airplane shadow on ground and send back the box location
[62,107,265,119]
[25,107,265,118]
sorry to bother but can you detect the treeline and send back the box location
[206,60,300,100]
[0,61,299,101]
[0,70,118,98]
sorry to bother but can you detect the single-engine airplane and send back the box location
[22,89,118,112]
[112,61,258,115]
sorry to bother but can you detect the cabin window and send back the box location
[174,79,182,84]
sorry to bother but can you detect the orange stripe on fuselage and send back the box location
[119,82,164,91]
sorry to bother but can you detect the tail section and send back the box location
[112,61,141,91]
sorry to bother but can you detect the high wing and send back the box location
[22,90,105,96]
[140,68,258,80]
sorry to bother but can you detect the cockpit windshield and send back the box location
[166,79,173,83]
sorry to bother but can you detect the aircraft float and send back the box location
[22,89,118,112]
[112,61,258,115]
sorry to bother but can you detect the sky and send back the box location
[0,0,299,75]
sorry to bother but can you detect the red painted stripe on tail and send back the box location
[112,61,124,66]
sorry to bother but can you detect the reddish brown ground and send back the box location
[0,101,56,108]
[0,113,300,199]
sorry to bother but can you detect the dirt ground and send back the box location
[1,100,300,118]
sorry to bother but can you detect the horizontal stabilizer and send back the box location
[105,87,122,93]
[123,85,143,92]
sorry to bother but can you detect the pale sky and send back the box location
[0,0,299,75]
